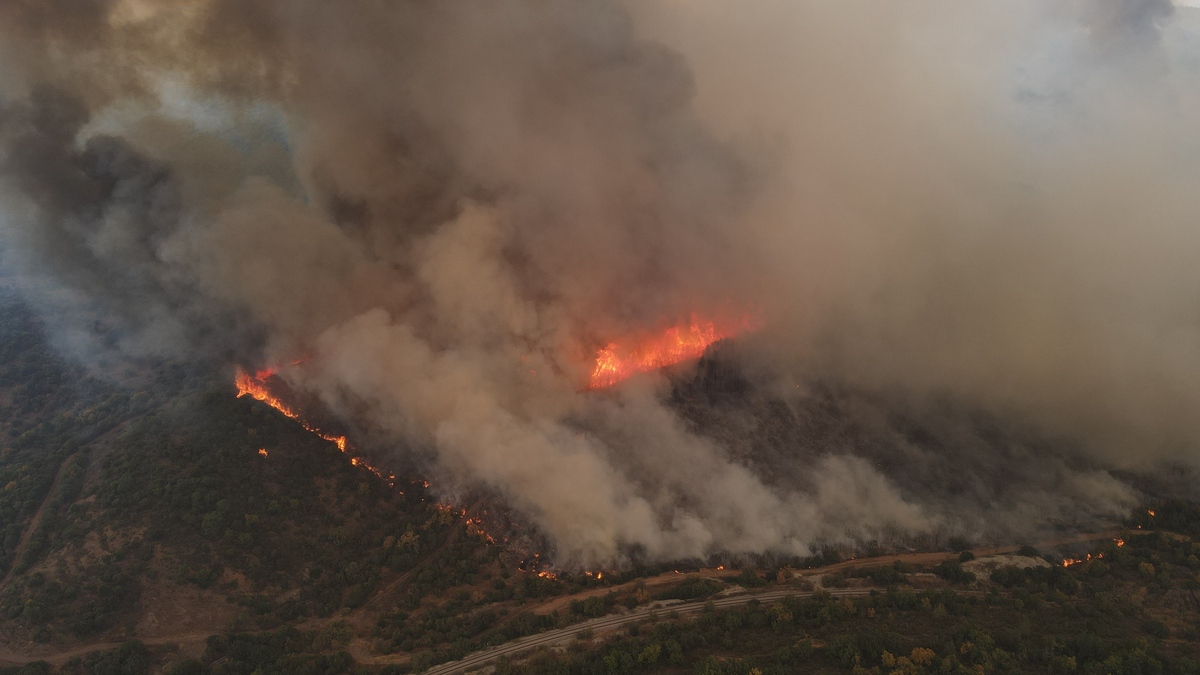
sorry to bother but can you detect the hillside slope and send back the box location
[0,292,1197,675]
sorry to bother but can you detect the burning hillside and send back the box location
[235,368,302,422]
[0,1,1198,567]
[589,315,760,389]
[233,366,398,480]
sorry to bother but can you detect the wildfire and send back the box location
[465,516,498,544]
[1115,539,1125,547]
[588,314,760,389]
[258,449,269,457]
[235,366,386,481]
[236,368,299,418]
[433,502,503,545]
[1062,552,1104,568]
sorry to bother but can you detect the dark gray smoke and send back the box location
[0,0,1195,565]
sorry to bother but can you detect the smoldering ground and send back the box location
[0,0,1196,566]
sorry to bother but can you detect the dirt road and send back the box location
[530,529,1124,616]
[0,632,216,668]
[0,452,81,592]
[0,528,1130,669]
[788,530,1122,579]
[426,587,876,675]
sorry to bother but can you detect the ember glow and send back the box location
[588,314,759,389]
[1062,552,1104,568]
[465,515,498,545]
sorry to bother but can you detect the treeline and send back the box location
[167,626,355,675]
[491,519,1200,675]
[497,585,1198,674]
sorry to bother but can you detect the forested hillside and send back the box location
[0,287,495,664]
[0,288,1198,675]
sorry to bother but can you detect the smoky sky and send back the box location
[0,0,1196,565]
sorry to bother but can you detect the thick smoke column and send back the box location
[632,0,1200,462]
[0,0,1194,565]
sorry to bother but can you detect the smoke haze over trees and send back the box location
[0,0,1198,566]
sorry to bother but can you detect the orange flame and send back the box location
[258,448,269,457]
[588,314,759,389]
[236,368,298,417]
[235,366,384,478]
[465,516,498,544]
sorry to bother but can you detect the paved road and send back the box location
[425,587,874,675]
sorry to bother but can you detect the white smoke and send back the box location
[1,0,1195,565]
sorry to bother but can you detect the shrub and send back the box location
[932,560,976,584]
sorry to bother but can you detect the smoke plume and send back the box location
[0,0,1197,565]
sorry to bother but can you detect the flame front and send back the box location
[588,314,758,389]
[236,368,299,418]
[235,367,511,552]
[235,367,362,471]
